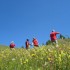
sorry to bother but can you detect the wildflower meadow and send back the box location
[0,39,70,70]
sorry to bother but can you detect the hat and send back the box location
[52,29,55,32]
[27,39,29,41]
[33,37,36,39]
[11,41,14,44]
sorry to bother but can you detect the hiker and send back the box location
[25,39,30,49]
[9,41,15,49]
[50,30,60,47]
[32,38,39,47]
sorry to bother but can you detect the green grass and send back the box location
[0,45,9,50]
[0,39,70,70]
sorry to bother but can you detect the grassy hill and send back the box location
[0,45,9,50]
[0,39,70,70]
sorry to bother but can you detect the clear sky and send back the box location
[0,0,70,48]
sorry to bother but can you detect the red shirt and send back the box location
[10,43,15,48]
[25,41,30,49]
[50,32,60,41]
[33,39,38,46]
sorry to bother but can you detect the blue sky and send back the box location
[0,0,70,48]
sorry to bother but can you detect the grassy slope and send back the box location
[0,39,70,70]
[0,45,9,50]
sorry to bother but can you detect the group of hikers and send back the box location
[9,29,60,49]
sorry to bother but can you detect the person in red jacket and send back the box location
[25,39,30,49]
[32,38,39,47]
[10,41,15,49]
[50,30,60,47]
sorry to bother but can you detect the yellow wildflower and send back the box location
[26,59,28,62]
[48,57,51,61]
[31,54,36,57]
[23,61,26,64]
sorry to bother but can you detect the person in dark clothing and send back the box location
[25,39,30,49]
